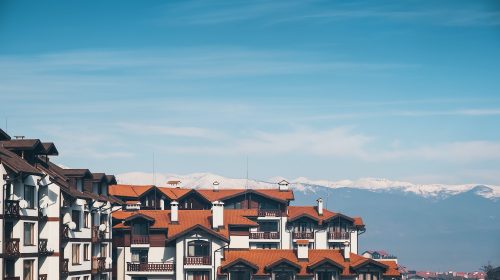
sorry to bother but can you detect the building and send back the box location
[362,251,398,263]
[0,129,120,280]
[110,182,401,280]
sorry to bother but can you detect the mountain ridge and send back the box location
[116,172,500,200]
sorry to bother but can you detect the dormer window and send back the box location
[76,179,83,192]
[187,240,210,257]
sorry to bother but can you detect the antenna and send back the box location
[5,117,8,133]
[152,152,156,185]
[245,156,249,190]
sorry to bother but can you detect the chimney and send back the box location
[212,201,224,229]
[316,198,323,216]
[213,181,220,192]
[296,240,309,260]
[343,241,351,261]
[278,180,289,192]
[170,201,179,224]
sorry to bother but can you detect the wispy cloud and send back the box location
[158,0,500,27]
[118,123,223,139]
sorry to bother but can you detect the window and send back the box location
[254,243,278,249]
[76,179,83,192]
[100,214,108,226]
[131,249,148,263]
[187,240,210,257]
[72,243,81,265]
[24,185,35,208]
[359,273,380,280]
[23,259,34,280]
[132,223,148,236]
[84,277,89,280]
[318,272,335,280]
[187,271,210,280]
[274,272,293,280]
[72,210,81,231]
[101,243,108,257]
[72,277,80,280]
[23,223,35,245]
[84,244,90,261]
[231,271,251,280]
[84,211,90,228]
[258,221,278,232]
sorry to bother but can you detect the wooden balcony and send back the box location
[292,232,314,239]
[92,256,107,274]
[39,274,48,280]
[328,231,350,240]
[131,235,149,245]
[184,256,211,265]
[92,226,105,242]
[4,238,20,257]
[61,258,69,276]
[249,231,280,239]
[127,262,175,272]
[257,209,282,217]
[39,238,53,255]
[5,200,20,218]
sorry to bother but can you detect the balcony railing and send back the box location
[257,209,282,217]
[127,262,175,272]
[5,200,20,218]
[131,235,149,244]
[92,257,107,274]
[92,226,105,242]
[39,239,53,255]
[249,231,280,239]
[4,277,20,280]
[4,238,20,257]
[292,232,314,239]
[328,231,350,240]
[39,274,48,280]
[61,259,69,275]
[184,256,211,265]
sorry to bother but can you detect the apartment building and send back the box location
[110,182,400,280]
[0,129,120,280]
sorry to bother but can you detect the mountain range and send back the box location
[116,172,500,271]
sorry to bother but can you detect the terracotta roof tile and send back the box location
[221,250,400,277]
[109,184,155,198]
[288,206,364,228]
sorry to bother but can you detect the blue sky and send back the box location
[1,0,500,185]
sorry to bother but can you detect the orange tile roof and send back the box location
[113,209,258,240]
[296,239,310,245]
[287,206,364,227]
[221,250,400,277]
[109,184,154,198]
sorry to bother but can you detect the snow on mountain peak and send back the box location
[115,172,500,200]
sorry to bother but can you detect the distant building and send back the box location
[363,250,398,263]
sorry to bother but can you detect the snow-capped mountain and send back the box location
[116,172,500,200]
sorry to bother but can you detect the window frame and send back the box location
[72,243,81,265]
[23,222,35,246]
[24,185,35,209]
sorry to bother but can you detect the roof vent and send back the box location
[278,180,289,191]
[213,181,220,192]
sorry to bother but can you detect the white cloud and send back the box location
[118,123,221,139]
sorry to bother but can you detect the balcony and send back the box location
[4,238,20,257]
[127,262,175,272]
[184,256,211,265]
[5,200,20,218]
[92,256,107,274]
[292,232,314,239]
[39,239,53,255]
[61,259,69,276]
[4,277,20,280]
[92,226,105,242]
[131,235,149,245]
[249,231,280,239]
[257,209,282,217]
[328,231,350,240]
[39,274,48,280]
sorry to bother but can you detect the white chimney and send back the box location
[170,201,179,223]
[343,241,351,261]
[213,181,220,192]
[212,201,224,229]
[278,180,289,191]
[297,241,309,260]
[317,198,323,216]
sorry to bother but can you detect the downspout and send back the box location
[214,243,229,280]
